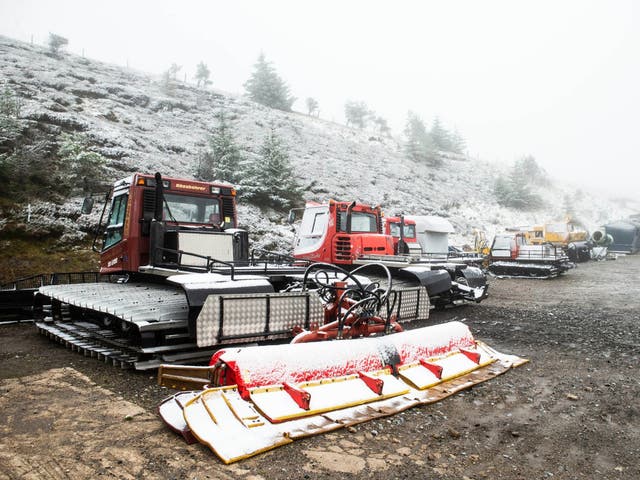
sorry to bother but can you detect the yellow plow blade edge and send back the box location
[159,322,527,464]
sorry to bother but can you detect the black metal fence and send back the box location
[0,271,107,291]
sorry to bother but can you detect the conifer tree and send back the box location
[344,101,370,129]
[403,111,437,165]
[450,127,466,154]
[195,62,212,88]
[0,84,22,146]
[0,85,21,191]
[494,156,544,210]
[56,132,106,192]
[195,111,244,184]
[161,63,182,94]
[306,97,319,116]
[48,33,68,56]
[373,116,391,136]
[242,125,302,210]
[514,155,549,186]
[430,117,452,151]
[0,84,22,119]
[168,63,181,80]
[494,175,511,206]
[244,53,295,111]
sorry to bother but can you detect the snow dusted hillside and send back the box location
[1,35,637,252]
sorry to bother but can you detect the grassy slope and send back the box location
[0,235,99,285]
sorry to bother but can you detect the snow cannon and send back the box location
[591,228,614,247]
[158,321,528,463]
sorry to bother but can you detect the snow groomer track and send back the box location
[35,282,198,370]
[35,276,432,370]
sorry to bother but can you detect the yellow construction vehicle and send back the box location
[526,218,588,247]
[473,229,490,256]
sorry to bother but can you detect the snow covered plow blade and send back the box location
[158,321,527,463]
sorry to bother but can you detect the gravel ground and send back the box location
[1,255,639,479]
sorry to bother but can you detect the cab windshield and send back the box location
[389,222,416,239]
[547,223,568,233]
[338,211,378,233]
[493,235,515,250]
[163,193,221,224]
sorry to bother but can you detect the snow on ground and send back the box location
[1,35,637,252]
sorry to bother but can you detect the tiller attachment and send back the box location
[158,321,528,463]
[291,262,409,342]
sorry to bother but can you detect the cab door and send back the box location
[100,193,130,273]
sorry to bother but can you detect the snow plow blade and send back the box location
[158,321,528,463]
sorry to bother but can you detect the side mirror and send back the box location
[81,197,94,214]
[287,210,296,224]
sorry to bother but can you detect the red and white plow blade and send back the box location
[159,321,528,464]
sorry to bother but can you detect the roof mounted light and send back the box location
[143,177,170,188]
[219,187,236,196]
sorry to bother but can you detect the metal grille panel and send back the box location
[395,287,429,323]
[197,292,324,347]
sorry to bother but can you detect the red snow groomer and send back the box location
[384,214,422,256]
[290,200,488,309]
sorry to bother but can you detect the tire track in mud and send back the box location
[0,368,239,480]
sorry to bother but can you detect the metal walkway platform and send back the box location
[39,282,190,332]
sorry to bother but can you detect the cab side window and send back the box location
[103,194,128,249]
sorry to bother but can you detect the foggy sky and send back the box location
[1,0,638,197]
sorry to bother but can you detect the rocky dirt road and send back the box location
[1,255,639,479]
